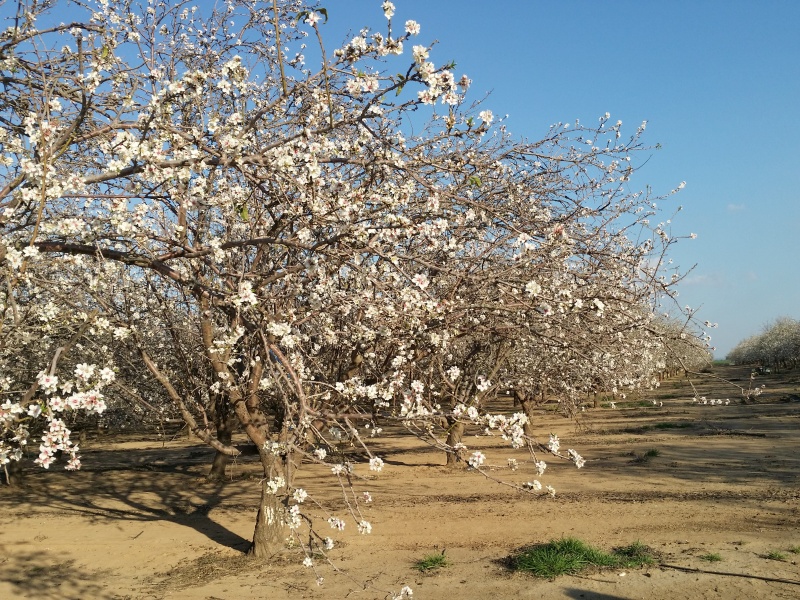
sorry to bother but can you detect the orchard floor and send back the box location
[1,366,799,600]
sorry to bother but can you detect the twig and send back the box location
[659,563,800,585]
[272,0,287,96]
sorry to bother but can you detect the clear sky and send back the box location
[320,0,800,358]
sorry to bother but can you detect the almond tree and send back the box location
[1,0,697,575]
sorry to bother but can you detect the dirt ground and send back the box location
[1,365,799,600]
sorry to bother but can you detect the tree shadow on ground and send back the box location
[0,548,114,600]
[0,444,258,553]
[561,589,632,600]
[581,400,800,489]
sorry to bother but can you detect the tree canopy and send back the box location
[0,0,703,582]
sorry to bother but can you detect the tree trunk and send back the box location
[519,397,537,440]
[207,425,233,482]
[247,457,285,558]
[445,419,466,467]
[207,400,239,482]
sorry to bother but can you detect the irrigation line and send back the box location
[659,563,800,586]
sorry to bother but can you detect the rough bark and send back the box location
[445,418,466,467]
[206,416,236,482]
[519,395,537,440]
[247,455,285,558]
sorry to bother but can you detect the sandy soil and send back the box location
[1,366,799,600]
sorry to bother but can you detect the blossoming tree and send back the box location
[0,0,699,582]
[728,317,800,370]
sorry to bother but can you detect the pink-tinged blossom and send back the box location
[417,89,436,105]
[468,451,485,468]
[405,20,420,35]
[441,91,459,105]
[99,368,116,383]
[357,520,372,534]
[328,517,345,531]
[411,273,429,289]
[37,372,59,394]
[35,448,55,468]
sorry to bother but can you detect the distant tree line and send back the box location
[727,317,800,370]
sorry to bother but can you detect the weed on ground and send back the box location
[509,538,657,579]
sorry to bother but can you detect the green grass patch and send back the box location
[788,546,800,554]
[764,551,787,561]
[699,553,722,562]
[414,551,449,573]
[509,538,657,578]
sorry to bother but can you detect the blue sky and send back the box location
[321,1,800,357]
